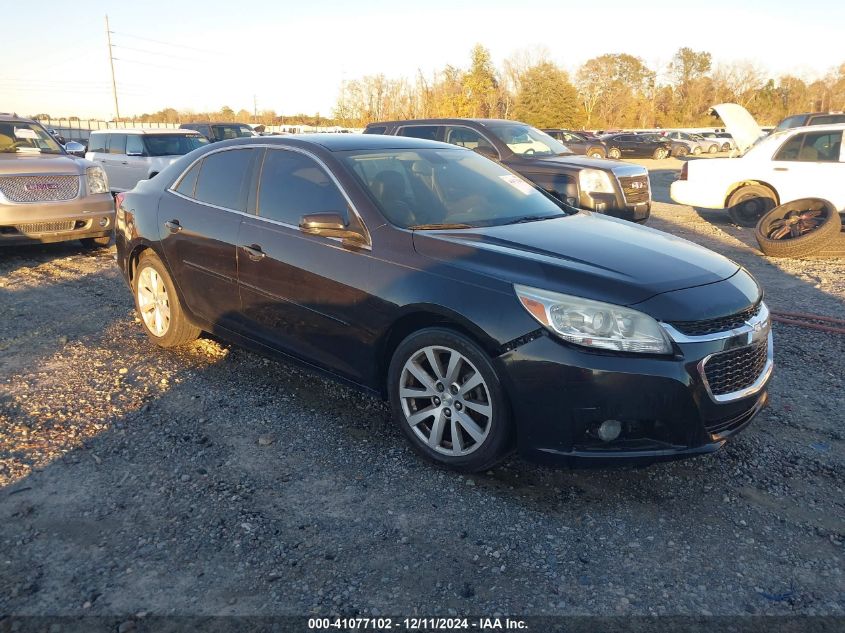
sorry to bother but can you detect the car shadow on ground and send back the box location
[1,235,844,616]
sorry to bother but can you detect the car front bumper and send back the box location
[496,327,772,468]
[0,194,115,245]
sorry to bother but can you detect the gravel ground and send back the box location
[1,159,843,618]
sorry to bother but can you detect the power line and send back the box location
[111,44,207,64]
[110,30,224,56]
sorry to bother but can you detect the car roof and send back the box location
[367,118,530,128]
[181,121,251,126]
[91,128,202,135]
[210,133,462,152]
[784,122,845,134]
[0,114,37,124]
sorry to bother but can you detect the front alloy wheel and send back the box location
[133,251,200,347]
[400,345,492,457]
[388,328,512,471]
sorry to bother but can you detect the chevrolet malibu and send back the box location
[115,134,773,472]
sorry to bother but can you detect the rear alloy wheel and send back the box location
[388,328,512,472]
[755,198,842,258]
[721,143,731,152]
[708,144,718,154]
[727,184,778,227]
[693,146,702,155]
[652,147,668,160]
[134,251,200,347]
[608,147,622,159]
[588,150,604,159]
[674,145,689,158]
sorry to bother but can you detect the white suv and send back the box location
[85,129,208,192]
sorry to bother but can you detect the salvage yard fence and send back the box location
[33,118,356,141]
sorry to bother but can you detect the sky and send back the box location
[2,0,844,120]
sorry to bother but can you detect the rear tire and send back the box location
[608,147,621,159]
[674,145,689,158]
[652,148,667,160]
[727,185,778,227]
[693,146,702,155]
[755,198,842,258]
[387,327,513,472]
[708,144,718,154]
[588,149,605,159]
[721,143,731,152]
[80,235,112,248]
[133,251,201,347]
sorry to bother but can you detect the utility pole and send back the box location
[105,15,120,121]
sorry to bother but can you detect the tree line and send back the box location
[332,45,845,130]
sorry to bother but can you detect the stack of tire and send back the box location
[753,198,844,258]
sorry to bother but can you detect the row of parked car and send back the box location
[543,129,734,159]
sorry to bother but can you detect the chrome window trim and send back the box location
[167,143,372,250]
[660,302,769,343]
[698,331,773,403]
[442,124,501,159]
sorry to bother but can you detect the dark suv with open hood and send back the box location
[364,119,651,223]
[115,134,771,472]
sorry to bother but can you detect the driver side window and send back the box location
[445,127,497,156]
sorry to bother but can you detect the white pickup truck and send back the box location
[670,104,845,226]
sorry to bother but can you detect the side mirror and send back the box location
[64,141,85,157]
[299,212,367,245]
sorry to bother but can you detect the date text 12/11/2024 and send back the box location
[307,617,529,630]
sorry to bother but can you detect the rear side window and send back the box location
[108,134,127,155]
[88,133,107,153]
[364,126,387,135]
[808,114,845,126]
[126,135,145,155]
[174,161,201,197]
[776,131,842,162]
[257,150,348,225]
[397,125,442,141]
[193,149,257,211]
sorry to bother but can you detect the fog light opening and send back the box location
[597,419,622,442]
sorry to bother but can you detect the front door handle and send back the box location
[774,167,789,172]
[241,244,265,261]
[164,219,182,233]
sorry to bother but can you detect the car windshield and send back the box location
[0,121,64,154]
[340,148,568,229]
[486,124,570,156]
[211,124,254,140]
[143,134,209,156]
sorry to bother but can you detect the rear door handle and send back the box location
[164,219,182,233]
[241,244,265,261]
[774,167,789,171]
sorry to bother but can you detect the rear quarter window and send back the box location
[364,126,388,135]
[88,134,107,153]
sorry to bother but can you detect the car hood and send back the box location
[0,152,90,175]
[711,103,765,153]
[412,213,740,310]
[520,154,647,176]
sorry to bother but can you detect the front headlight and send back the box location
[86,165,109,194]
[514,284,673,354]
[578,168,615,194]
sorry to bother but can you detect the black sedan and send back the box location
[115,134,772,472]
[601,133,672,159]
[542,129,607,158]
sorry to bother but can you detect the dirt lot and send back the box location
[1,158,844,618]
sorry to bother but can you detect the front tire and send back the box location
[693,146,702,155]
[607,147,622,159]
[727,185,778,227]
[652,147,667,160]
[588,149,605,159]
[133,251,200,347]
[387,328,512,472]
[708,144,718,154]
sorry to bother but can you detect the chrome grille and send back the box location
[618,175,650,204]
[702,340,769,397]
[0,175,80,202]
[13,221,77,234]
[671,303,762,336]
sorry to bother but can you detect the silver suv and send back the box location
[86,129,208,193]
[0,114,113,247]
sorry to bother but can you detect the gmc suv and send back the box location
[364,119,651,223]
[0,114,114,247]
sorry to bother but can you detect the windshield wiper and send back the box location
[408,223,473,230]
[503,214,564,225]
